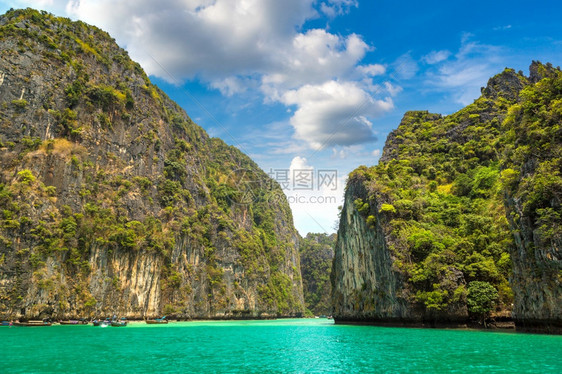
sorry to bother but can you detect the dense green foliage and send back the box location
[299,233,336,316]
[467,281,499,319]
[345,64,561,319]
[501,65,562,259]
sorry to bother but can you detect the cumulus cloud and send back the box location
[281,81,393,149]
[289,156,313,173]
[65,0,317,81]
[261,29,371,94]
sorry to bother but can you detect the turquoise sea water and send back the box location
[1,319,561,373]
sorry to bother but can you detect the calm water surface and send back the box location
[1,319,560,373]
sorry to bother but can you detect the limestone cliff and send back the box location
[331,177,411,323]
[0,9,304,320]
[299,233,335,315]
[332,62,561,331]
[501,62,561,332]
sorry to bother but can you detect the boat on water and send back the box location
[93,319,111,327]
[146,316,168,324]
[1,321,11,326]
[60,319,88,325]
[111,318,128,327]
[13,320,52,327]
[93,315,127,327]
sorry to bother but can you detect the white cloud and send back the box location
[423,50,451,64]
[64,0,370,92]
[384,82,402,96]
[331,148,347,159]
[289,156,313,173]
[424,39,505,105]
[327,145,382,162]
[261,29,371,93]
[210,77,249,97]
[320,0,358,18]
[393,53,419,79]
[269,141,309,155]
[66,0,317,81]
[330,145,364,160]
[281,81,393,149]
[357,64,386,76]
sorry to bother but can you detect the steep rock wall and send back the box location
[331,176,408,322]
[501,61,562,332]
[506,194,562,332]
[0,9,304,320]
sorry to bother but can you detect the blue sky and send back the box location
[1,1,561,235]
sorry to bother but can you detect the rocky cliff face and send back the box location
[501,62,561,332]
[331,177,412,323]
[0,9,304,320]
[299,233,335,315]
[332,62,561,331]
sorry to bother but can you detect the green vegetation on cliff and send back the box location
[299,233,335,316]
[334,62,561,327]
[500,63,562,327]
[0,8,303,319]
